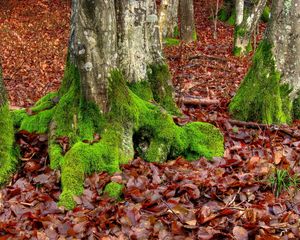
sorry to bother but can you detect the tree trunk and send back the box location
[13,0,223,209]
[179,0,197,42]
[235,0,244,25]
[158,0,179,42]
[233,0,267,56]
[229,0,300,124]
[0,64,16,184]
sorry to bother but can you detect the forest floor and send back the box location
[1,0,300,239]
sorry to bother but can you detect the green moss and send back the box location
[173,26,180,38]
[193,31,197,41]
[0,104,17,184]
[218,8,230,21]
[227,10,236,26]
[147,64,180,115]
[164,38,180,46]
[104,182,124,199]
[229,40,292,124]
[293,92,300,119]
[128,81,153,101]
[182,122,224,160]
[261,6,270,23]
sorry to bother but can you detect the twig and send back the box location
[177,96,220,106]
[228,119,300,139]
[188,54,227,62]
[161,198,185,224]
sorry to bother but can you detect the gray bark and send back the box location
[234,0,267,55]
[235,0,244,25]
[70,0,117,113]
[267,0,300,98]
[179,0,196,42]
[116,0,163,83]
[70,0,163,113]
[158,0,179,40]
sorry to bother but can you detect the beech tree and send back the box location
[230,0,300,124]
[233,0,267,56]
[0,64,16,184]
[179,0,197,42]
[158,0,179,41]
[8,0,223,209]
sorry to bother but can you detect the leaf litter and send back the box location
[1,0,300,239]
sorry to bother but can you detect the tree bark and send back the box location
[179,0,197,42]
[233,0,267,56]
[158,0,179,42]
[0,63,16,184]
[230,0,300,124]
[235,0,244,25]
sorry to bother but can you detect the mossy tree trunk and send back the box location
[13,0,224,209]
[179,0,197,42]
[233,0,267,56]
[229,0,300,124]
[158,0,179,43]
[0,63,16,184]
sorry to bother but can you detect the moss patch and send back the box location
[229,40,292,124]
[261,6,270,22]
[293,92,300,119]
[164,38,180,46]
[0,104,17,185]
[147,64,180,115]
[104,182,124,199]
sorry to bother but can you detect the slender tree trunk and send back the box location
[235,0,244,25]
[230,0,300,124]
[0,64,16,184]
[158,0,179,42]
[233,0,267,56]
[13,0,223,209]
[179,0,197,42]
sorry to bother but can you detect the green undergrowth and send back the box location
[14,59,224,209]
[229,40,293,124]
[268,169,300,197]
[0,104,18,185]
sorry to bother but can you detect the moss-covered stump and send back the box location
[0,104,17,184]
[229,40,297,124]
[13,61,224,209]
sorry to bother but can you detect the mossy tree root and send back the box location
[13,62,224,209]
[229,40,297,124]
[0,104,17,184]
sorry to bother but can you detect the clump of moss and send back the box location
[0,104,17,184]
[147,64,180,115]
[261,6,270,22]
[229,40,292,124]
[104,182,124,199]
[173,26,180,38]
[293,92,300,119]
[164,38,180,46]
[227,10,236,26]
